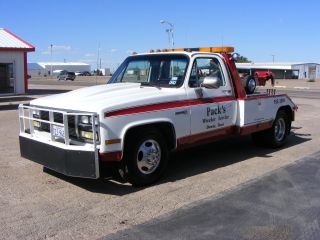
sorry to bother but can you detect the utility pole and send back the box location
[271,54,275,64]
[97,43,100,75]
[50,44,53,77]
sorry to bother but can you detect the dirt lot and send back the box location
[0,82,319,239]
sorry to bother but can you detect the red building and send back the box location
[0,28,35,95]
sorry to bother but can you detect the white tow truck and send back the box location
[19,47,297,186]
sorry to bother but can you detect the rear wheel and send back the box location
[119,129,168,186]
[252,110,290,148]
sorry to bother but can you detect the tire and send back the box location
[245,77,257,94]
[252,110,290,148]
[119,129,168,187]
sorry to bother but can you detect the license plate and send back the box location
[52,125,65,138]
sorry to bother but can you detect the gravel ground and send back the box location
[0,85,319,239]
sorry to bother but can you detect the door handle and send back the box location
[175,110,188,115]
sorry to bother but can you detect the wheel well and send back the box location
[124,122,176,151]
[278,105,293,132]
[278,105,293,122]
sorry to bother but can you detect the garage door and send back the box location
[0,63,14,94]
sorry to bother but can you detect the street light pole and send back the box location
[50,44,53,77]
[271,54,275,64]
[160,20,175,48]
[97,43,100,76]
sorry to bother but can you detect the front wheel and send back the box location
[252,110,290,148]
[119,129,168,186]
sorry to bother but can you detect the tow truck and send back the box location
[19,47,297,186]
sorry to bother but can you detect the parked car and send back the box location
[81,71,92,76]
[254,71,274,86]
[75,71,92,76]
[58,71,76,81]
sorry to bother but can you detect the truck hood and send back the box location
[30,83,187,113]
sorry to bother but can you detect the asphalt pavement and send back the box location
[104,151,320,240]
[1,79,320,239]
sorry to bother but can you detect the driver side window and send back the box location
[189,57,225,88]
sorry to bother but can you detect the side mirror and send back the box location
[201,76,221,89]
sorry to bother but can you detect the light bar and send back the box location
[149,46,234,53]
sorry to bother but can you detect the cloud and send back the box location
[77,59,97,64]
[53,45,71,51]
[126,49,135,54]
[110,49,118,53]
[85,53,95,57]
[41,51,50,55]
[41,45,72,55]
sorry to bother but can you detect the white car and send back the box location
[19,47,296,186]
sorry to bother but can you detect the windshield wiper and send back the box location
[140,82,161,89]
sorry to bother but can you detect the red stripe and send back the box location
[177,126,236,149]
[105,96,235,118]
[239,120,273,135]
[177,119,273,149]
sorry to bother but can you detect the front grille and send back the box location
[54,112,63,123]
[33,111,97,143]
[36,111,77,133]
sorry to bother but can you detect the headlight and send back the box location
[32,109,40,118]
[79,115,98,125]
[78,115,99,141]
[33,120,41,128]
[80,116,90,124]
[79,130,98,140]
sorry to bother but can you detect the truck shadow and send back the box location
[44,130,311,196]
[0,96,35,103]
[27,89,70,95]
[163,133,310,184]
[0,104,20,111]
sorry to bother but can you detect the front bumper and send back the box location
[20,135,99,179]
[18,104,100,179]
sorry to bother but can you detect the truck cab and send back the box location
[19,47,296,186]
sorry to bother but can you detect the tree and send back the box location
[235,56,251,63]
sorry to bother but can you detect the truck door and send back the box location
[186,55,237,140]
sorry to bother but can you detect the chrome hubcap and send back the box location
[274,118,286,142]
[136,139,161,174]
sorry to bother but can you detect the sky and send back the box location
[1,0,320,71]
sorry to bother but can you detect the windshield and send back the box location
[108,54,189,88]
